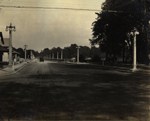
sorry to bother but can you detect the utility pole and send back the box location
[76,46,80,64]
[57,52,59,59]
[52,53,54,59]
[61,50,63,60]
[6,23,16,66]
[24,45,27,62]
[131,28,139,71]
[30,50,33,59]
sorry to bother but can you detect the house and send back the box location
[0,32,4,44]
[0,32,7,62]
[0,45,8,62]
[0,33,20,62]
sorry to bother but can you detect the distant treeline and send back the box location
[39,44,102,62]
[13,44,103,62]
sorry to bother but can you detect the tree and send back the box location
[63,44,77,59]
[30,50,39,58]
[16,48,24,58]
[90,46,101,62]
[63,44,91,61]
[40,48,50,58]
[80,46,91,58]
[56,47,62,58]
[90,0,150,64]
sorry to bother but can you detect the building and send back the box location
[0,33,20,62]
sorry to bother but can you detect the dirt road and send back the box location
[0,61,150,120]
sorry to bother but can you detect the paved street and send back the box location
[0,60,150,120]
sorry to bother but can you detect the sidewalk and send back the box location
[0,61,28,76]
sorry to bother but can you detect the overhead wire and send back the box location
[0,0,101,11]
[0,5,101,11]
[0,0,149,13]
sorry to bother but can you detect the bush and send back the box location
[92,55,101,62]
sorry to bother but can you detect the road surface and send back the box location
[0,60,150,120]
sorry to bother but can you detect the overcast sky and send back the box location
[0,0,105,52]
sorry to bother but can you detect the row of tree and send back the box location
[13,47,39,59]
[90,0,150,64]
[39,44,102,62]
[13,44,103,62]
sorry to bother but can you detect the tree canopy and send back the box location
[90,0,150,64]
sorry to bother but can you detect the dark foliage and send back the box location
[90,0,150,64]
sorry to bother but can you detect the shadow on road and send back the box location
[0,70,150,120]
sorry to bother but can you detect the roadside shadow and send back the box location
[0,71,150,120]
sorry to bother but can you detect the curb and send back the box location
[1,62,28,76]
[65,62,140,73]
[98,66,133,73]
[6,62,28,75]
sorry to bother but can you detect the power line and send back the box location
[0,2,150,13]
[0,5,101,11]
[0,0,101,8]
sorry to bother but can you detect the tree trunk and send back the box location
[123,42,125,63]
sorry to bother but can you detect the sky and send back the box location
[0,0,105,52]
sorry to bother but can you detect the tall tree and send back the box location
[17,48,24,58]
[90,0,150,64]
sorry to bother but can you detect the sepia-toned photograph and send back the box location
[0,0,150,120]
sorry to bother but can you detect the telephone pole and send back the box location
[57,52,59,59]
[131,28,139,71]
[76,46,80,64]
[61,50,63,60]
[6,23,16,66]
[24,45,27,62]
